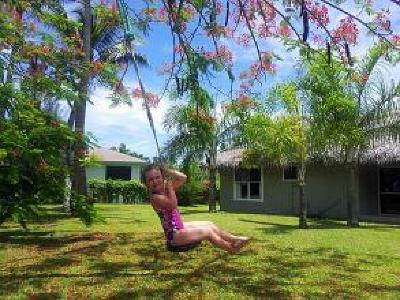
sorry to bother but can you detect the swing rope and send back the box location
[116,0,162,158]
[116,1,201,253]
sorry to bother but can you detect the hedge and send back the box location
[88,179,148,204]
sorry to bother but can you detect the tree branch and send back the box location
[317,0,396,48]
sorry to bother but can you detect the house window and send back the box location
[283,165,298,181]
[234,168,262,201]
[106,166,131,180]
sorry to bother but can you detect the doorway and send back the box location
[379,167,400,215]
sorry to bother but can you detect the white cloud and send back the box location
[86,87,171,159]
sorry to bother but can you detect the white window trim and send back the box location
[282,165,298,182]
[233,168,264,202]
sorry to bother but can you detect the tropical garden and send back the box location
[1,0,400,298]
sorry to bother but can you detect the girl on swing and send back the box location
[142,164,250,253]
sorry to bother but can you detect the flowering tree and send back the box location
[0,0,124,225]
[0,1,87,225]
[111,0,399,102]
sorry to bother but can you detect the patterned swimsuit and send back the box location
[156,208,185,244]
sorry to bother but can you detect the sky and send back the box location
[84,1,400,160]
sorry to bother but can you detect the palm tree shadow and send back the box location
[239,218,353,235]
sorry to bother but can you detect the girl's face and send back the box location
[144,168,164,194]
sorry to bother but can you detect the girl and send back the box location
[142,164,250,253]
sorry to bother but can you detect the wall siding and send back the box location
[359,165,379,216]
[219,164,400,220]
[263,167,298,214]
[304,166,348,219]
[220,165,350,219]
[86,166,106,181]
[86,162,144,183]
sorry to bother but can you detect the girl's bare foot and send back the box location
[232,237,251,252]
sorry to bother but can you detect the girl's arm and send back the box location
[162,165,187,190]
[151,181,178,210]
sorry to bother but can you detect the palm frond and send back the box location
[361,80,400,129]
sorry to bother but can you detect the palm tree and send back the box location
[300,42,400,226]
[163,84,219,211]
[66,1,148,210]
[347,43,400,226]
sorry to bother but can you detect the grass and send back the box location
[1,204,400,299]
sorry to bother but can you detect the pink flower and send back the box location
[132,87,161,109]
[258,24,273,38]
[237,33,252,47]
[308,3,329,28]
[277,24,292,37]
[393,35,400,47]
[332,17,359,45]
[375,10,391,33]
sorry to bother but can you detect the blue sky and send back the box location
[85,1,400,159]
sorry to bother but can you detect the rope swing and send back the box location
[116,0,162,158]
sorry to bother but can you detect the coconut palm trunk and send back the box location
[347,159,359,227]
[298,162,307,228]
[208,134,218,213]
[71,0,91,202]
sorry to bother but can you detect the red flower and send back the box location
[332,17,359,45]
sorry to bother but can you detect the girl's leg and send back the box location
[173,227,233,252]
[184,221,246,244]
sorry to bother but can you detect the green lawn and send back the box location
[1,204,399,299]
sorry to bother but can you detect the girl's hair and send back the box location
[141,164,164,185]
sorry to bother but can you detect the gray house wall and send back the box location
[220,165,351,219]
[359,165,379,216]
[304,166,348,219]
[220,169,265,213]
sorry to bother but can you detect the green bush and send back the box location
[0,97,75,228]
[88,179,148,203]
[176,180,204,206]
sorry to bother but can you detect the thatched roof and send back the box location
[217,140,400,167]
[216,148,244,167]
[361,141,400,163]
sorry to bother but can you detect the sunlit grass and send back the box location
[1,204,399,299]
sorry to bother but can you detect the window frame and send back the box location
[233,167,263,202]
[105,165,132,181]
[282,165,298,182]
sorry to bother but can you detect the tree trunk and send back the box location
[63,108,75,213]
[347,162,359,227]
[208,160,217,213]
[71,0,91,202]
[298,163,307,229]
[208,135,218,213]
[1,46,17,118]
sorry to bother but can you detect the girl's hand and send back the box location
[166,180,173,190]
[160,163,168,173]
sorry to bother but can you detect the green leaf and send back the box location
[0,149,7,160]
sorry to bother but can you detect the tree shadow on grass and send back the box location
[239,218,400,235]
[105,240,400,299]
[28,206,72,225]
[25,292,62,300]
[180,209,214,215]
[238,219,299,234]
[1,230,400,298]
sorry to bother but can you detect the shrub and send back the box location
[176,180,204,206]
[0,98,75,228]
[88,179,148,203]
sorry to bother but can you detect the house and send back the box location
[86,148,147,182]
[216,141,400,222]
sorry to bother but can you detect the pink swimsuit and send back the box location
[156,208,184,244]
